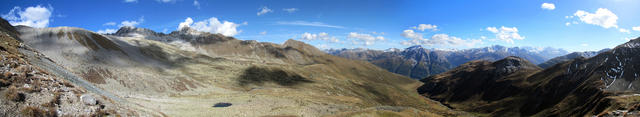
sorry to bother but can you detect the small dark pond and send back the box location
[213,102,232,107]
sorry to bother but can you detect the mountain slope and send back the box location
[15,25,465,116]
[0,18,155,116]
[417,37,640,116]
[329,45,567,79]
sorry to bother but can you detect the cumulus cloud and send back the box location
[260,31,267,35]
[119,17,144,27]
[124,0,137,3]
[485,26,525,43]
[541,3,555,10]
[257,6,273,16]
[619,28,630,34]
[633,26,640,32]
[412,24,438,31]
[177,17,244,36]
[581,43,589,46]
[283,8,298,13]
[97,29,117,34]
[1,5,53,28]
[193,0,200,9]
[347,32,385,46]
[401,29,481,47]
[298,32,339,43]
[573,8,618,29]
[103,22,116,26]
[276,21,344,28]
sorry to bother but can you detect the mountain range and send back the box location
[0,18,468,116]
[2,14,640,116]
[417,37,640,116]
[538,48,611,68]
[328,45,569,79]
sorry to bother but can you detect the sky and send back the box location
[2,0,640,52]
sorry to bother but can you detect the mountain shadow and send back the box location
[238,66,313,86]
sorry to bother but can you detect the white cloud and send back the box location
[412,24,438,31]
[156,0,176,3]
[485,26,525,43]
[372,32,385,35]
[298,32,339,43]
[119,17,144,27]
[317,44,329,49]
[633,26,640,32]
[193,0,200,9]
[565,16,574,19]
[1,5,53,28]
[177,17,244,36]
[573,8,618,29]
[103,22,116,26]
[619,28,630,34]
[260,31,267,35]
[581,43,589,46]
[541,3,555,10]
[347,32,385,46]
[276,21,345,28]
[124,0,137,3]
[565,22,571,26]
[283,8,298,13]
[96,29,117,34]
[257,6,273,16]
[401,29,423,40]
[401,29,481,47]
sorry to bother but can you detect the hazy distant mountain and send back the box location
[328,45,568,79]
[417,37,640,116]
[538,48,611,68]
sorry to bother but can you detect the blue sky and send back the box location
[2,0,640,52]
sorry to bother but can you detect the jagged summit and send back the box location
[114,26,163,37]
[406,45,423,50]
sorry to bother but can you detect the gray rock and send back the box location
[80,94,97,105]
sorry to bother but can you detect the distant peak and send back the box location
[407,45,423,49]
[114,26,160,37]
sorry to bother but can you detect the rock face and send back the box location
[418,38,640,116]
[80,94,97,105]
[329,45,568,79]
